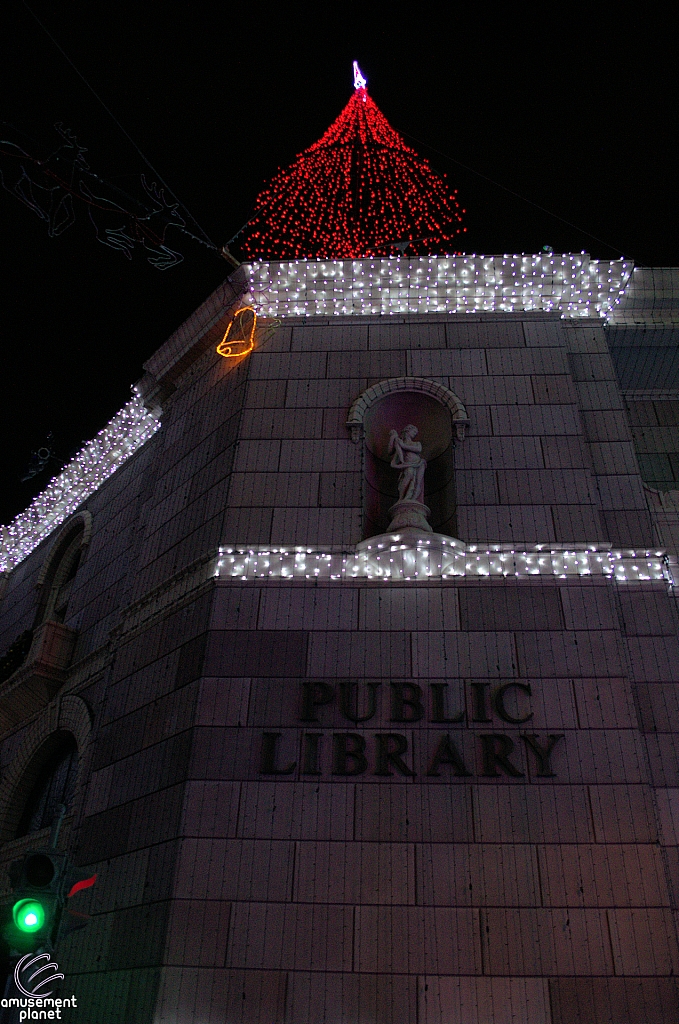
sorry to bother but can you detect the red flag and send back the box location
[67,873,97,898]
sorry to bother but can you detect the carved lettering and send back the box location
[374,733,416,776]
[302,732,323,775]
[258,683,565,780]
[430,683,465,723]
[391,683,424,723]
[493,683,534,725]
[300,681,335,721]
[522,733,564,777]
[470,682,492,723]
[339,681,381,723]
[332,733,368,775]
[479,734,524,777]
[260,732,296,775]
[426,733,472,777]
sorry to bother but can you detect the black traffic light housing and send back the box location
[1,802,97,964]
[1,838,98,958]
[2,849,70,953]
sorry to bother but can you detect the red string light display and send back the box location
[239,64,466,260]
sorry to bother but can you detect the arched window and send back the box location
[15,733,78,838]
[35,517,89,626]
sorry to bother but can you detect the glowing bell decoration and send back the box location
[217,307,257,358]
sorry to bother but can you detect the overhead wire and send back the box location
[20,0,218,253]
[15,5,634,263]
[395,125,631,260]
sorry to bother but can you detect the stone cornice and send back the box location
[244,255,632,319]
[111,549,219,642]
[137,269,248,415]
[218,533,674,584]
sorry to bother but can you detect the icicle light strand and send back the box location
[0,391,160,573]
[216,539,674,584]
[0,252,640,572]
[244,254,633,319]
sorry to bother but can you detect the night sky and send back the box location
[1,3,676,524]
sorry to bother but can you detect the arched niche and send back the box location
[0,694,91,843]
[347,378,469,540]
[15,731,78,838]
[34,511,91,625]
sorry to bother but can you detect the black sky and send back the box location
[1,2,677,524]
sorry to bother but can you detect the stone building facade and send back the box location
[1,258,679,1022]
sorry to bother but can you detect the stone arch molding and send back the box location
[346,377,470,443]
[36,510,93,588]
[0,694,92,842]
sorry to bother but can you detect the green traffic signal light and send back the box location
[12,899,45,934]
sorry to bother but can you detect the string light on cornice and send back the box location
[216,538,673,584]
[0,390,160,573]
[243,254,633,318]
[0,249,640,571]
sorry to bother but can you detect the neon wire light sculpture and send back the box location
[240,63,465,260]
[216,307,257,358]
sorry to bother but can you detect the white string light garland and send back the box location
[244,254,632,318]
[217,537,674,584]
[0,390,160,573]
[0,254,644,574]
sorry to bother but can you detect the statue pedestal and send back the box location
[387,499,432,533]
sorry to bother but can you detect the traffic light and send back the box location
[2,849,69,953]
[13,898,46,934]
[2,847,97,956]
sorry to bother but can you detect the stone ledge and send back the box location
[137,268,248,415]
[0,621,78,732]
[218,535,673,584]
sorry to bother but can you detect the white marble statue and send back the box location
[388,425,426,503]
